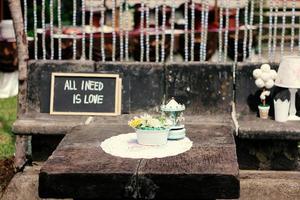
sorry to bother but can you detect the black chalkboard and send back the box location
[50,73,121,115]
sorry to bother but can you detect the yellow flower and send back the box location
[128,118,143,128]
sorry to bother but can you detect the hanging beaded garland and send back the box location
[170,3,175,62]
[155,4,159,62]
[248,0,254,62]
[101,6,106,62]
[268,0,273,61]
[234,0,240,63]
[73,0,77,60]
[146,5,150,62]
[161,3,166,62]
[140,1,145,62]
[82,0,86,60]
[184,1,189,62]
[191,0,195,61]
[50,0,54,60]
[125,1,129,61]
[258,0,263,60]
[200,0,205,62]
[89,3,93,60]
[218,7,223,63]
[272,0,279,62]
[202,0,209,62]
[291,0,296,53]
[281,0,287,57]
[33,0,38,60]
[224,2,230,62]
[112,0,116,61]
[119,0,124,61]
[57,0,62,60]
[243,1,249,62]
[42,0,46,60]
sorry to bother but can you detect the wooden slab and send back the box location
[39,123,239,199]
[138,124,239,200]
[238,114,300,140]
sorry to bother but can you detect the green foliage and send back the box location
[0,97,17,159]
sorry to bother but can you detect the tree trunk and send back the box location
[8,0,29,170]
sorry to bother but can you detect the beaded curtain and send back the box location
[23,0,300,63]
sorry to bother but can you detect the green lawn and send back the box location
[0,97,17,159]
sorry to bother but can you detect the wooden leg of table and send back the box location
[14,135,30,171]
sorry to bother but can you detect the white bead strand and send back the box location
[291,0,296,53]
[248,0,254,61]
[218,7,223,63]
[146,5,150,62]
[50,0,54,60]
[57,0,62,60]
[112,0,116,61]
[155,4,159,62]
[170,3,175,62]
[280,0,287,57]
[234,1,240,63]
[42,0,46,60]
[184,1,189,62]
[243,1,248,62]
[89,3,93,60]
[202,0,209,61]
[258,0,263,60]
[272,0,279,62]
[140,1,145,62]
[191,0,195,61]
[161,2,166,62]
[100,7,106,62]
[119,0,124,62]
[81,0,86,60]
[268,0,273,61]
[224,2,229,62]
[125,1,129,61]
[33,0,38,60]
[73,0,77,60]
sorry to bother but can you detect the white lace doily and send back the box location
[100,133,193,159]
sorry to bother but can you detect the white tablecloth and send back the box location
[100,133,193,159]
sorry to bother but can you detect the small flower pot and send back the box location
[136,129,169,146]
[258,105,270,119]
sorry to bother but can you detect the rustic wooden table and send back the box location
[39,123,239,200]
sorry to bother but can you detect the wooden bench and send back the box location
[11,60,239,198]
[234,63,300,170]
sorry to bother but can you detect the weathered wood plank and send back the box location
[238,115,300,140]
[138,125,239,200]
[39,123,239,199]
[39,125,141,199]
[13,112,87,135]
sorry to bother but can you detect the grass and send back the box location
[0,97,17,160]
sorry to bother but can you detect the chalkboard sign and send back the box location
[50,73,122,116]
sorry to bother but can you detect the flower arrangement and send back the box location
[253,64,277,119]
[128,114,169,145]
[128,114,167,130]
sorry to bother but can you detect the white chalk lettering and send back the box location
[83,94,104,104]
[72,94,81,104]
[81,80,104,91]
[64,80,77,90]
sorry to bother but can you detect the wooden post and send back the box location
[8,0,29,170]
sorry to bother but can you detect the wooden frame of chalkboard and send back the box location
[50,72,122,116]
